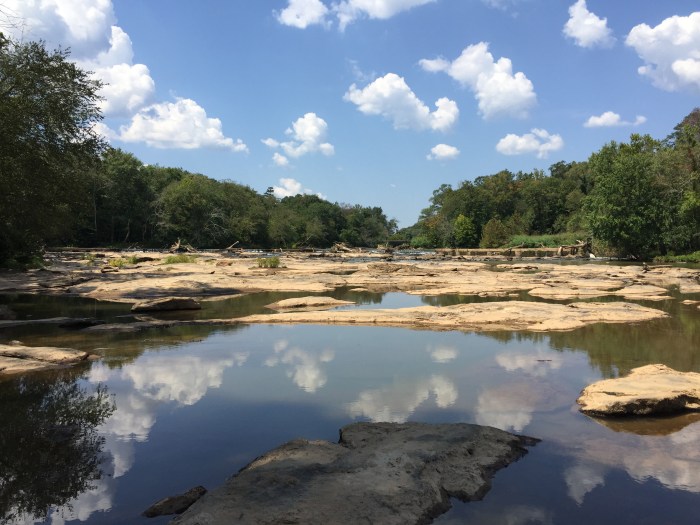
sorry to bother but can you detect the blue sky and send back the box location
[4,1,700,226]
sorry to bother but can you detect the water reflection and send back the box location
[495,349,563,377]
[0,371,114,524]
[475,383,540,433]
[347,375,457,422]
[564,462,606,505]
[264,339,334,392]
[426,344,459,363]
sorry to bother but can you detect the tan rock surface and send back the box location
[0,252,697,305]
[0,344,93,375]
[239,301,667,332]
[577,364,700,416]
[265,296,355,311]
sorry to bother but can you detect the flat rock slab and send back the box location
[171,422,537,525]
[577,364,700,416]
[131,297,201,312]
[265,296,355,311]
[238,301,667,332]
[0,344,92,375]
[144,486,207,517]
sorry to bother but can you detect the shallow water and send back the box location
[1,285,700,525]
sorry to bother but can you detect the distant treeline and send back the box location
[76,148,398,250]
[404,109,700,258]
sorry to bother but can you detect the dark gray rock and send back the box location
[171,422,538,525]
[144,486,207,517]
[131,297,201,312]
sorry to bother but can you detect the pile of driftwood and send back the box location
[556,239,593,257]
[169,239,197,253]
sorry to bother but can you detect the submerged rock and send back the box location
[144,486,207,517]
[131,297,201,312]
[577,364,700,416]
[171,422,538,525]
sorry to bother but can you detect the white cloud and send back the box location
[334,0,436,30]
[272,177,325,199]
[264,113,335,165]
[626,12,700,92]
[481,0,524,11]
[265,341,334,392]
[496,128,563,158]
[495,350,563,377]
[420,42,536,119]
[273,152,290,167]
[563,0,615,49]
[276,0,330,29]
[344,73,459,132]
[584,111,647,128]
[2,1,155,118]
[427,144,460,161]
[117,98,249,151]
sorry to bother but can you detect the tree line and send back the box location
[1,35,698,264]
[407,111,700,258]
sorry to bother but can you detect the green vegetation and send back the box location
[1,35,698,264]
[0,34,104,264]
[257,256,281,268]
[163,254,198,264]
[506,232,589,248]
[108,256,138,268]
[654,251,700,264]
[409,110,700,259]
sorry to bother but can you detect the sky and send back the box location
[2,0,700,227]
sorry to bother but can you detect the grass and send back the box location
[506,232,589,248]
[163,254,198,264]
[108,256,139,268]
[257,256,280,268]
[653,251,700,264]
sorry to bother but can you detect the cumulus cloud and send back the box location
[275,0,435,30]
[496,128,563,158]
[563,0,615,49]
[584,111,647,128]
[495,350,563,377]
[276,0,330,29]
[427,144,460,161]
[626,12,700,92]
[344,73,459,132]
[2,1,155,117]
[263,113,335,165]
[2,1,248,149]
[272,177,326,199]
[117,98,248,151]
[420,42,536,119]
[334,0,436,30]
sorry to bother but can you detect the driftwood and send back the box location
[169,239,197,253]
[557,239,592,257]
[331,242,353,253]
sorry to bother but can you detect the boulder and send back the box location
[577,364,700,416]
[171,422,538,525]
[144,486,207,518]
[131,297,201,312]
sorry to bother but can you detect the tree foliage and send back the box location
[0,35,105,262]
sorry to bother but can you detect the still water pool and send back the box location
[1,288,700,524]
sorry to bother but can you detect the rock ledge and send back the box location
[171,422,538,525]
[577,364,700,416]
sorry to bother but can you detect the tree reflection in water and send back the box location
[0,370,114,522]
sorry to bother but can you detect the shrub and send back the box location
[257,256,280,268]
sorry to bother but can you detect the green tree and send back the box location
[479,217,509,248]
[453,214,477,247]
[0,35,105,263]
[584,134,664,258]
